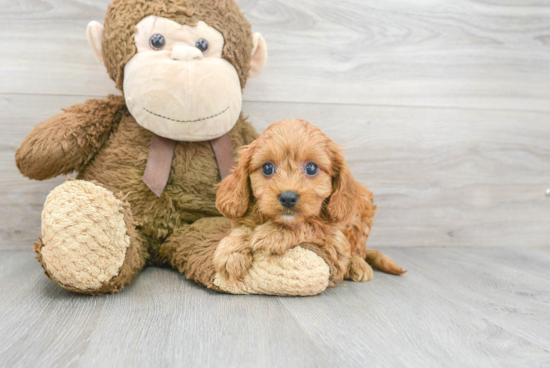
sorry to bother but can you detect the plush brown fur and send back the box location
[103,0,253,90]
[16,95,127,181]
[157,216,231,291]
[18,96,258,293]
[15,0,260,295]
[215,119,406,284]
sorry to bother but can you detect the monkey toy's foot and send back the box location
[213,246,330,296]
[36,180,144,295]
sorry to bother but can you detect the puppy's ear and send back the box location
[216,144,253,220]
[326,142,357,222]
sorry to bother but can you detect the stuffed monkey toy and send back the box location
[15,0,333,296]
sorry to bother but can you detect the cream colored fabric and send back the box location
[124,16,242,141]
[86,21,104,62]
[41,180,131,290]
[214,247,330,296]
[249,33,267,78]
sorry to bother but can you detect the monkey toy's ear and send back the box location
[87,21,105,63]
[249,33,268,78]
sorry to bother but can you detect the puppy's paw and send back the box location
[213,228,254,280]
[214,248,253,280]
[346,255,374,282]
[250,222,296,255]
[268,240,293,256]
[225,251,253,280]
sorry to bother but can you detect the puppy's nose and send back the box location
[279,191,299,209]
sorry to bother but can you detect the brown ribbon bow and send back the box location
[142,133,234,197]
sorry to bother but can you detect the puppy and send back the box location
[214,119,405,284]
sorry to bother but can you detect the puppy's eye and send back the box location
[305,162,319,177]
[262,163,275,177]
[195,38,209,53]
[150,34,166,50]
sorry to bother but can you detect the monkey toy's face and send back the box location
[87,5,267,142]
[124,16,242,141]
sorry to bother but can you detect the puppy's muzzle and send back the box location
[279,191,299,209]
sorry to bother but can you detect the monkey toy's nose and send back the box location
[279,192,299,209]
[171,45,203,61]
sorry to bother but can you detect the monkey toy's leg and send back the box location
[36,180,147,295]
[158,217,232,288]
[159,219,332,296]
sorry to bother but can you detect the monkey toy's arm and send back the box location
[15,95,126,180]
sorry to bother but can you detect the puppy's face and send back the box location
[248,121,334,226]
[216,118,356,225]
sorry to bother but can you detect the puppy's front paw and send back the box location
[346,255,374,282]
[226,251,253,280]
[250,223,295,255]
[214,249,253,281]
[213,228,253,280]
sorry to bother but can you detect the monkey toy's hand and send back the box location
[213,227,253,281]
[15,96,125,181]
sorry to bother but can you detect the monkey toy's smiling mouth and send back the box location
[143,106,230,123]
[121,16,251,142]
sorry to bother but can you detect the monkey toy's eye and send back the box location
[262,162,275,177]
[305,162,319,177]
[149,34,166,50]
[195,38,209,53]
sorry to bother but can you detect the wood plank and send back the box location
[279,247,550,367]
[454,247,550,280]
[2,94,549,249]
[82,269,333,368]
[2,248,550,367]
[1,0,549,110]
[387,247,550,350]
[2,0,112,20]
[0,250,108,367]
[0,250,334,368]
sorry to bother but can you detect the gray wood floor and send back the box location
[1,247,549,368]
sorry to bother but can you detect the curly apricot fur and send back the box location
[216,119,406,283]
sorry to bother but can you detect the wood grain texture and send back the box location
[278,247,550,368]
[1,0,549,248]
[1,248,550,367]
[2,94,549,249]
[0,251,333,368]
[1,0,550,111]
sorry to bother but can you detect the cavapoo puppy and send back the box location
[214,119,405,285]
